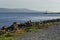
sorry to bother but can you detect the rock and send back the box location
[15,25,60,40]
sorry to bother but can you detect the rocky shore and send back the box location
[0,19,60,40]
[15,24,60,40]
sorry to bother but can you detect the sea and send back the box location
[0,12,60,27]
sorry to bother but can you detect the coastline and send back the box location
[0,18,60,40]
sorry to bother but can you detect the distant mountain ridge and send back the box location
[0,8,39,12]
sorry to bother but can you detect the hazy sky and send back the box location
[0,0,60,12]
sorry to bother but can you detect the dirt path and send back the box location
[15,25,60,40]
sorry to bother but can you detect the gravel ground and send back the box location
[15,25,60,40]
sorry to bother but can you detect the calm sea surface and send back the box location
[0,12,60,27]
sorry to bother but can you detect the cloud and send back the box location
[0,0,60,12]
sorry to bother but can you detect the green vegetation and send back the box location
[0,19,60,40]
[0,29,26,40]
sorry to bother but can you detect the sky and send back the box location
[0,0,60,12]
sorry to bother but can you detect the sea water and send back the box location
[0,12,60,27]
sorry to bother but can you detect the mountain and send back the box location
[0,8,39,12]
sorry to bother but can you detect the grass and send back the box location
[25,27,38,32]
[0,21,60,40]
[0,34,14,40]
[0,29,26,40]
